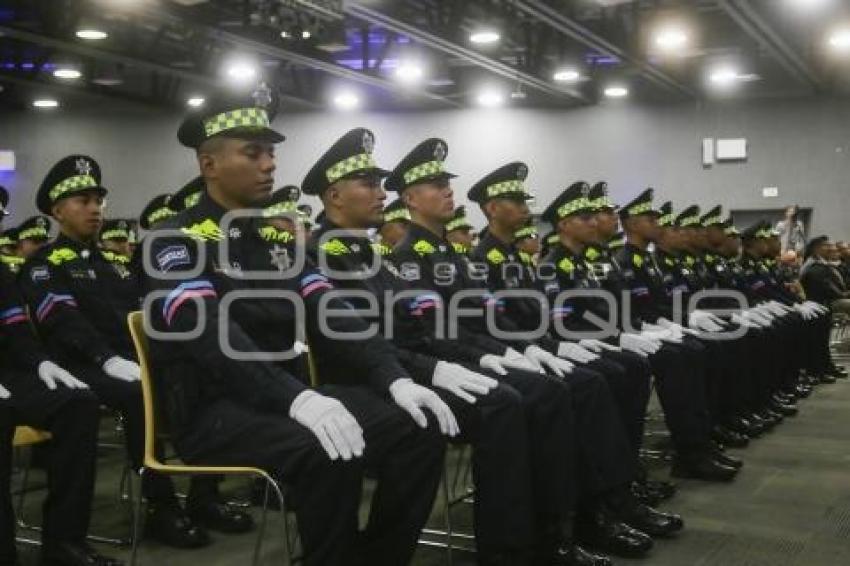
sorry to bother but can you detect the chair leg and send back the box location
[15,447,32,527]
[252,480,270,566]
[441,464,453,566]
[129,468,147,566]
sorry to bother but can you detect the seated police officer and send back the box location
[143,95,450,566]
[19,155,251,550]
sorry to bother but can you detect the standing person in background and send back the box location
[775,205,805,256]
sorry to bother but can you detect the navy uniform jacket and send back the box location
[739,253,798,306]
[142,194,408,430]
[0,262,49,374]
[611,243,675,323]
[18,232,138,367]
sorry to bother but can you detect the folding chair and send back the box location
[126,311,292,566]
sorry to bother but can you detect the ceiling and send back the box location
[1,0,850,113]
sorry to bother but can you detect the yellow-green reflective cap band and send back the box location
[679,215,700,227]
[514,226,537,239]
[627,201,653,216]
[0,236,12,246]
[403,160,444,185]
[658,213,674,227]
[148,207,176,225]
[325,153,377,184]
[263,201,298,217]
[445,216,470,232]
[486,180,528,198]
[203,107,270,137]
[557,197,594,218]
[702,215,722,227]
[49,175,98,202]
[18,227,49,240]
[184,191,202,209]
[591,196,614,209]
[100,229,129,241]
[384,208,411,223]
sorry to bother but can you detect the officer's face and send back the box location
[487,198,529,231]
[200,138,276,207]
[18,238,44,259]
[517,236,540,256]
[722,237,740,256]
[380,221,408,247]
[629,215,659,241]
[102,239,131,257]
[561,213,597,244]
[328,176,385,228]
[52,192,104,240]
[406,179,454,222]
[706,226,725,248]
[447,227,474,249]
[594,210,618,240]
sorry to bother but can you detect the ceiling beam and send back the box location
[344,2,589,104]
[130,3,461,107]
[716,0,821,91]
[0,25,322,109]
[510,0,696,99]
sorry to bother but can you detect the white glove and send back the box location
[0,384,10,399]
[694,310,726,326]
[102,356,141,382]
[619,333,659,357]
[688,311,723,332]
[38,361,89,390]
[578,339,621,353]
[557,342,599,363]
[390,378,459,437]
[502,347,545,374]
[804,300,827,314]
[654,318,697,336]
[764,301,788,316]
[479,354,509,376]
[731,312,759,329]
[642,328,683,343]
[525,345,574,378]
[753,304,776,320]
[432,361,498,404]
[743,309,771,327]
[793,303,814,320]
[289,390,365,461]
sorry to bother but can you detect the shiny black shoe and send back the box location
[576,510,653,559]
[773,392,797,404]
[620,503,684,538]
[188,500,255,534]
[795,383,813,397]
[672,453,738,482]
[713,425,750,448]
[769,400,798,417]
[827,364,848,378]
[817,373,837,384]
[727,416,763,438]
[146,503,211,549]
[645,479,676,500]
[535,543,613,566]
[749,412,776,431]
[572,545,613,566]
[632,481,663,507]
[759,409,784,425]
[40,542,123,566]
[711,449,743,470]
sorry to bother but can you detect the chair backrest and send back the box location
[127,311,160,469]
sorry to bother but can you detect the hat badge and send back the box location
[118,220,128,230]
[36,217,47,228]
[362,130,375,154]
[433,141,447,162]
[516,164,528,180]
[252,82,272,109]
[581,183,590,197]
[75,158,92,176]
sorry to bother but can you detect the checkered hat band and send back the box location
[0,236,12,246]
[591,196,614,209]
[403,160,444,185]
[609,236,626,248]
[724,227,740,236]
[49,175,98,202]
[557,197,594,218]
[185,192,202,208]
[203,108,270,138]
[486,180,527,198]
[148,207,176,225]
[658,214,674,227]
[445,217,470,232]
[263,202,298,217]
[679,216,700,227]
[702,216,722,227]
[514,226,537,239]
[627,201,653,216]
[384,209,411,223]
[325,153,377,183]
[18,227,48,240]
[100,229,129,241]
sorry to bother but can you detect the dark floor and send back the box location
[12,354,850,566]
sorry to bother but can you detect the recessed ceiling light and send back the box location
[225,61,257,83]
[553,69,580,82]
[603,85,628,98]
[32,99,59,108]
[828,29,850,51]
[654,27,689,50]
[281,30,291,39]
[92,76,123,87]
[187,96,205,107]
[76,29,108,40]
[301,30,312,39]
[470,30,500,44]
[476,89,505,107]
[395,62,424,84]
[333,91,359,110]
[709,66,740,85]
[53,67,82,80]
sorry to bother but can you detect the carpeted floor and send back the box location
[13,358,850,566]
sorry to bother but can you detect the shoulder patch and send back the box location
[47,248,79,266]
[320,238,350,256]
[632,253,644,268]
[156,245,191,272]
[258,225,294,243]
[452,242,469,255]
[585,247,600,262]
[664,257,675,267]
[413,239,436,256]
[558,257,575,274]
[181,218,223,242]
[486,247,506,264]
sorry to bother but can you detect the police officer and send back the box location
[14,216,51,259]
[391,139,676,559]
[513,223,540,266]
[0,229,22,274]
[0,201,121,566]
[167,176,205,214]
[139,194,177,232]
[445,205,475,256]
[375,198,410,260]
[19,155,252,550]
[304,128,603,565]
[144,96,451,566]
[608,189,739,481]
[259,185,304,242]
[99,219,133,261]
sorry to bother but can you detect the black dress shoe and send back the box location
[795,384,812,397]
[769,400,798,417]
[41,542,123,566]
[571,545,613,566]
[576,510,653,559]
[711,450,743,470]
[620,503,684,538]
[188,500,255,534]
[535,543,613,566]
[672,453,738,482]
[146,503,211,549]
[817,373,837,384]
[773,392,796,404]
[760,409,784,425]
[727,416,762,438]
[713,425,750,448]
[631,482,662,506]
[827,364,848,378]
[645,479,676,500]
